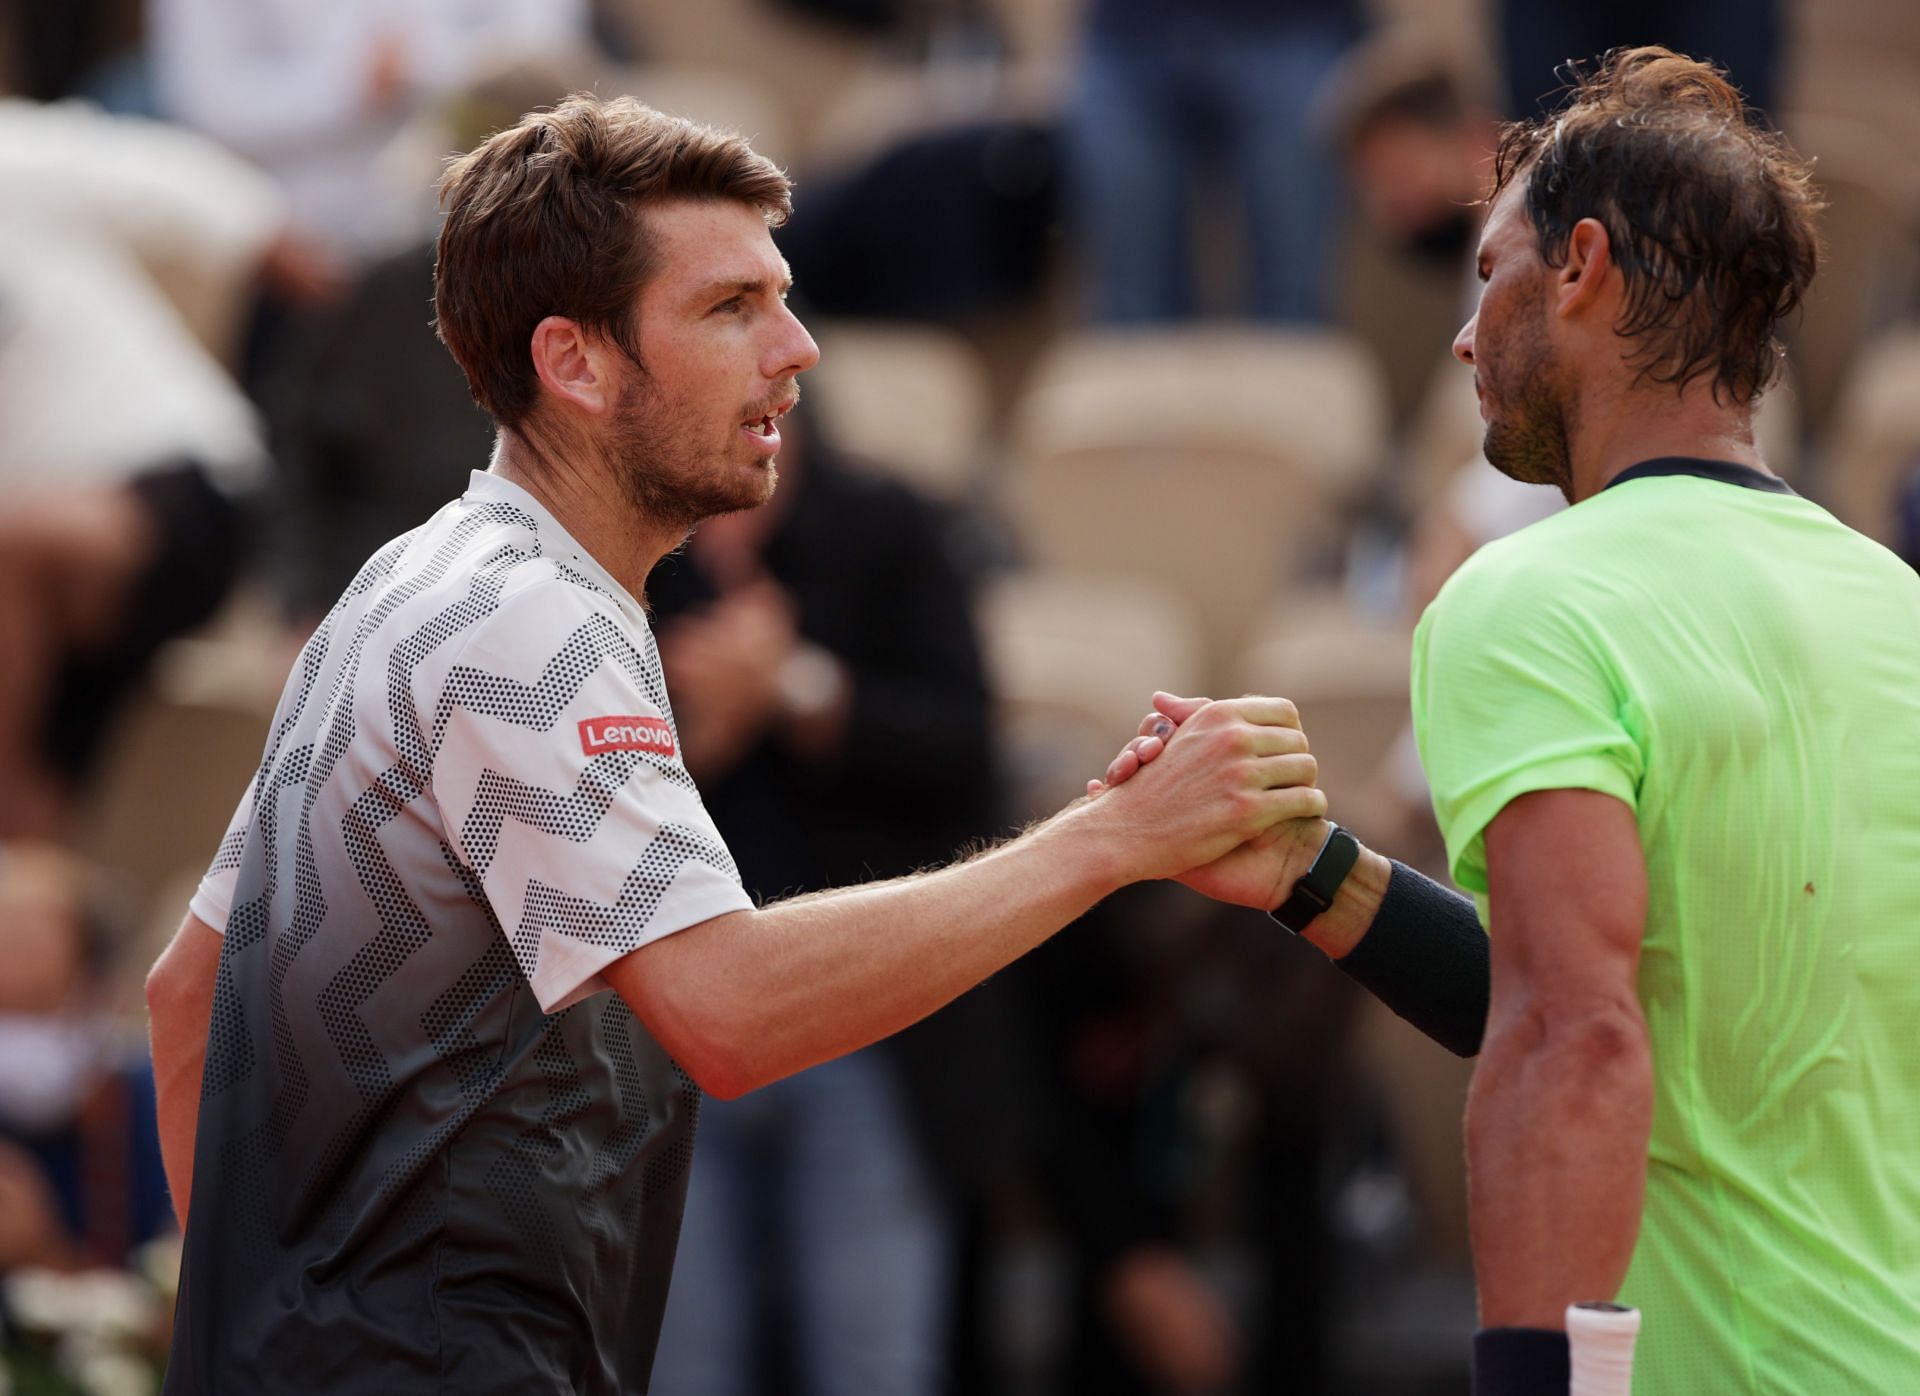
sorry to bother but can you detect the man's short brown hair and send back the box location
[1491,46,1821,405]
[434,94,793,428]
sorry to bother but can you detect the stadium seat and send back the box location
[806,318,994,501]
[1779,119,1920,432]
[1006,328,1389,688]
[977,570,1206,818]
[77,689,273,940]
[1236,603,1414,849]
[1819,328,1920,546]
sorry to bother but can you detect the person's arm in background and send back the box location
[145,912,224,1231]
[782,480,991,798]
[1469,788,1651,1328]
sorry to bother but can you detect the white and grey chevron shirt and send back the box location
[168,470,751,1396]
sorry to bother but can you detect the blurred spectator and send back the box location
[260,239,493,626]
[1497,0,1781,118]
[646,412,1012,1395]
[779,119,1061,322]
[1323,33,1499,278]
[0,844,171,1271]
[1064,0,1363,323]
[149,0,591,270]
[0,99,276,836]
[1010,891,1360,1395]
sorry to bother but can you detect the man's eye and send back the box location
[714,296,744,314]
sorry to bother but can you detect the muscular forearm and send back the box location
[147,915,222,1230]
[616,805,1129,1098]
[1315,851,1491,1057]
[1466,1002,1653,1328]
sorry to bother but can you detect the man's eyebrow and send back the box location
[690,268,796,304]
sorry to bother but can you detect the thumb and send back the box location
[1152,691,1210,723]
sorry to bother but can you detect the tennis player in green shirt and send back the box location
[1093,45,1920,1395]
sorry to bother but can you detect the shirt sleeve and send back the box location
[188,781,257,934]
[431,581,754,1013]
[1410,546,1644,899]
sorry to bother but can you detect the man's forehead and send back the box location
[1476,185,1527,259]
[647,199,790,289]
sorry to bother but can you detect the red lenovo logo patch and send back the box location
[579,715,676,758]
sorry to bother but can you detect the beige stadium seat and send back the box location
[978,571,1206,819]
[78,690,273,938]
[1007,328,1389,688]
[1820,328,1920,545]
[806,319,993,500]
[1236,606,1414,847]
[1779,119,1920,432]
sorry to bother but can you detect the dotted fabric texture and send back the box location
[167,474,748,1395]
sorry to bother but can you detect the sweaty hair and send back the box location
[434,94,793,428]
[1490,47,1820,405]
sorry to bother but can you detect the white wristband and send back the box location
[1566,1301,1640,1396]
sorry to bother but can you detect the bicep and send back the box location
[1483,789,1647,1027]
[602,908,758,1091]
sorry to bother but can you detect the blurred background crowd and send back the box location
[3,0,1918,1391]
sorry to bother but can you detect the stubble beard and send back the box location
[604,377,778,531]
[1481,295,1575,500]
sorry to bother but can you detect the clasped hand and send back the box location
[1090,691,1332,911]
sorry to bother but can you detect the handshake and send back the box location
[1071,689,1350,932]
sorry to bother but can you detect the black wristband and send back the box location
[1269,824,1360,934]
[1331,860,1489,1058]
[1472,1327,1570,1396]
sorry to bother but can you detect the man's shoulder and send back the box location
[456,565,648,672]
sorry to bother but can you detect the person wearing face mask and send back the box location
[1322,33,1502,293]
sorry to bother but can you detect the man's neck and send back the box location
[489,428,685,601]
[1565,379,1768,504]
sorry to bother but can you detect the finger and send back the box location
[1218,694,1302,729]
[1136,711,1180,740]
[1104,748,1142,786]
[1245,724,1310,757]
[1249,751,1319,790]
[1087,779,1105,797]
[1152,692,1210,723]
[1250,784,1330,825]
[1134,734,1166,766]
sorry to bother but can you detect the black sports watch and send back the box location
[1269,824,1360,935]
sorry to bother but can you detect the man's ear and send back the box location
[529,315,615,415]
[1554,216,1616,321]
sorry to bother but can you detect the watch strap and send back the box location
[1269,824,1360,935]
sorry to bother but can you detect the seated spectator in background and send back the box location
[149,0,592,272]
[0,844,171,1270]
[1323,32,1500,279]
[0,100,280,836]
[1064,0,1363,323]
[647,407,1019,1395]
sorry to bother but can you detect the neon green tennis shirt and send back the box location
[1411,458,1920,1393]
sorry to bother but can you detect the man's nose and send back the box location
[772,302,820,378]
[1452,314,1477,366]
